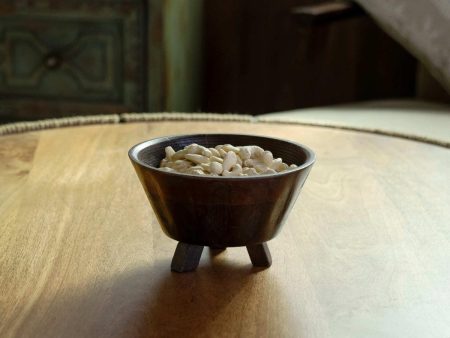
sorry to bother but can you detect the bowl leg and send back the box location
[209,246,226,251]
[171,242,204,272]
[246,242,272,267]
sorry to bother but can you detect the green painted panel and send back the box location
[0,0,146,119]
[0,17,124,102]
[0,0,204,121]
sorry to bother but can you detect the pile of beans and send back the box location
[159,143,297,176]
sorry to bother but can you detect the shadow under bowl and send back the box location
[129,134,315,247]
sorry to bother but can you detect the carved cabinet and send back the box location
[0,0,202,121]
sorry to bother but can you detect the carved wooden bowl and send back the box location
[129,134,315,271]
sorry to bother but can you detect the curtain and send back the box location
[355,0,450,94]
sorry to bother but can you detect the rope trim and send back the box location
[0,112,448,148]
[121,112,256,123]
[0,115,120,136]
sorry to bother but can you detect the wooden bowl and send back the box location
[129,134,315,270]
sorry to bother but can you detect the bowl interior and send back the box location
[130,134,314,170]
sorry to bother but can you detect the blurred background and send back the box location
[0,0,449,123]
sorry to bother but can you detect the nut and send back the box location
[159,142,297,177]
[222,151,237,172]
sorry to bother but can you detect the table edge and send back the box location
[0,113,448,149]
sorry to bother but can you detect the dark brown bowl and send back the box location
[129,134,315,249]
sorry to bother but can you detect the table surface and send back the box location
[0,121,449,338]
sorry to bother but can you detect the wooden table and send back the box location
[1,121,449,338]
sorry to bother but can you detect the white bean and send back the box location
[250,146,264,158]
[231,164,242,175]
[239,145,263,160]
[222,170,233,176]
[210,156,223,163]
[261,168,277,175]
[202,148,212,157]
[209,148,221,157]
[210,161,223,175]
[159,142,297,176]
[200,163,211,172]
[165,146,175,160]
[270,158,283,171]
[186,143,201,154]
[254,163,269,173]
[244,158,264,168]
[238,146,252,160]
[172,148,189,160]
[223,164,242,176]
[274,162,289,172]
[185,154,210,164]
[222,151,237,172]
[166,160,191,170]
[218,148,227,158]
[160,167,175,172]
[243,167,258,176]
[182,167,205,175]
[190,169,206,175]
[223,144,240,153]
[261,151,274,166]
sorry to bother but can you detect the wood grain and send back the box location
[0,122,449,338]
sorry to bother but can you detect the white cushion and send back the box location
[259,100,450,145]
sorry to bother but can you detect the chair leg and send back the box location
[246,242,272,267]
[171,242,204,272]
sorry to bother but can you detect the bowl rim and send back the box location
[128,133,316,180]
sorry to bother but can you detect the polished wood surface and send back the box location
[1,122,449,337]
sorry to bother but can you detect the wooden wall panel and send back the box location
[203,0,417,115]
